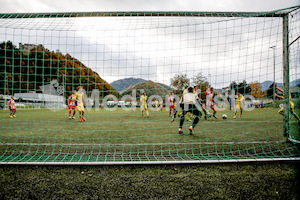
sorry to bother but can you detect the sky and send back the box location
[0,0,299,88]
[0,0,299,13]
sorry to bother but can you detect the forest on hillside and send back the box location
[0,41,117,97]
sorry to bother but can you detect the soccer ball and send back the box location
[222,114,227,119]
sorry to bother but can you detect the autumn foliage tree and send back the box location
[249,81,265,98]
[170,74,190,91]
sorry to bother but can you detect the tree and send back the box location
[228,80,251,95]
[229,81,238,94]
[237,80,251,95]
[249,81,264,98]
[170,74,190,90]
[192,72,209,99]
[266,82,281,99]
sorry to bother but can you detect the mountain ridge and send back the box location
[111,77,172,93]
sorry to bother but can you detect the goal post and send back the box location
[0,6,299,164]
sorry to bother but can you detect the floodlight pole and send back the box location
[270,45,276,108]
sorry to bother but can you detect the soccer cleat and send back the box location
[189,126,194,135]
[240,115,242,119]
[80,118,83,122]
[72,116,76,119]
[204,115,207,120]
[233,116,236,119]
[178,128,183,134]
[69,116,72,119]
[213,115,218,119]
[82,117,86,121]
[9,115,12,118]
[13,115,16,118]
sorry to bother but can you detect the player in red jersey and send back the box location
[68,90,77,119]
[8,96,17,118]
[168,92,176,117]
[205,87,217,119]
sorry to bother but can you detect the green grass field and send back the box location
[0,107,299,163]
[1,162,299,199]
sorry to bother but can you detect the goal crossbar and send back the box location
[0,5,299,19]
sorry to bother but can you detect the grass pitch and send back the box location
[0,162,299,199]
[0,107,299,162]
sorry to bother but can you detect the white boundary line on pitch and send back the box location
[0,141,282,146]
[1,158,300,165]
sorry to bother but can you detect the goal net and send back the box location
[0,6,299,164]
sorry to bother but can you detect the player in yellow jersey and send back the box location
[274,86,300,123]
[74,86,86,122]
[140,92,149,117]
[233,92,244,119]
[155,99,159,111]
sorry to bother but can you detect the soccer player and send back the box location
[177,86,192,121]
[140,92,149,117]
[158,99,163,111]
[8,95,17,118]
[168,92,176,117]
[68,90,76,119]
[274,86,300,122]
[155,99,159,111]
[233,92,244,119]
[205,87,217,119]
[74,86,86,122]
[178,87,202,135]
[194,86,210,120]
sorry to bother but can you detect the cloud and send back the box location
[0,3,299,88]
[0,0,299,13]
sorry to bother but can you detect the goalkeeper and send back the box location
[177,86,192,121]
[178,87,203,135]
[172,86,210,122]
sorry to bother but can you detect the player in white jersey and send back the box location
[178,87,202,135]
[8,96,17,118]
[205,87,217,119]
[68,90,76,119]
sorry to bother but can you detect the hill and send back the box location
[261,79,299,91]
[157,82,172,91]
[110,78,146,92]
[0,41,117,97]
[121,80,171,99]
[260,81,282,91]
[111,77,172,93]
